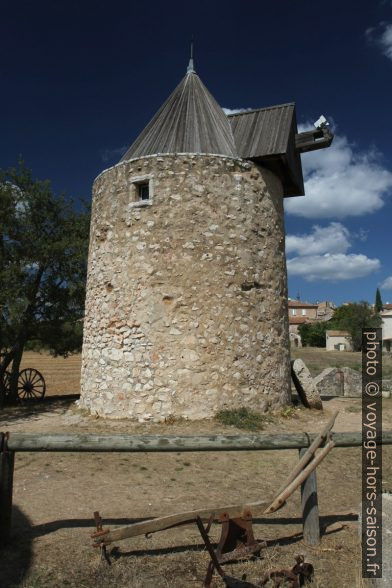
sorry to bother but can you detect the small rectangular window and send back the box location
[138,183,150,201]
[302,309,306,316]
[291,309,296,316]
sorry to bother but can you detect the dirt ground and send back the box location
[1,352,391,588]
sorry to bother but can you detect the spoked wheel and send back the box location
[17,368,46,401]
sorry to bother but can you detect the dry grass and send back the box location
[1,399,391,587]
[291,346,392,379]
[2,513,364,588]
[19,352,81,396]
[1,352,391,587]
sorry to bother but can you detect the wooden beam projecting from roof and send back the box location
[295,127,334,153]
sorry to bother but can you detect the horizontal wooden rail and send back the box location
[1,427,390,548]
[4,430,392,452]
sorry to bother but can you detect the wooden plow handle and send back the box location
[91,412,338,546]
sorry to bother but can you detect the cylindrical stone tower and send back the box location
[80,63,292,421]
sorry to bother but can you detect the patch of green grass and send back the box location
[280,405,298,419]
[215,407,265,431]
[346,405,361,413]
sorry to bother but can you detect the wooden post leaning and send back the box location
[299,447,320,546]
[268,410,338,546]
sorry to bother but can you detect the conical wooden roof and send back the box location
[120,71,237,161]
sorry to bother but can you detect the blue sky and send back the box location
[1,0,391,306]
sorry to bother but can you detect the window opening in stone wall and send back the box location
[138,182,150,201]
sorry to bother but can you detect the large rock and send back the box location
[313,366,362,397]
[291,359,323,410]
[314,368,344,397]
[382,379,392,392]
[341,367,362,397]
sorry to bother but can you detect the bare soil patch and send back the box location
[1,353,391,587]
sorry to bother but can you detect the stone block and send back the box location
[291,359,323,410]
[341,367,362,397]
[313,368,344,397]
[382,379,392,392]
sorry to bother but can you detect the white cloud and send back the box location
[286,222,350,256]
[285,130,392,219]
[287,253,380,282]
[223,107,253,115]
[381,276,392,289]
[286,223,380,282]
[366,22,392,61]
[379,24,392,59]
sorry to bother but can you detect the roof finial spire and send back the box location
[187,36,195,74]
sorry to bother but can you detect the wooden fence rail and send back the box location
[5,430,392,452]
[1,430,391,548]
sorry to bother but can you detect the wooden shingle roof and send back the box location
[121,71,237,161]
[119,65,333,197]
[228,104,295,158]
[228,104,304,197]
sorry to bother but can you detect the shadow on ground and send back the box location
[0,510,357,586]
[9,512,358,551]
[0,395,79,426]
[0,506,33,588]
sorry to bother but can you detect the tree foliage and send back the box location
[0,162,90,403]
[329,301,382,351]
[298,321,328,347]
[375,287,383,313]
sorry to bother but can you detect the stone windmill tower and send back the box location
[80,56,333,421]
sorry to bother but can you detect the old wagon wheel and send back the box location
[17,368,46,401]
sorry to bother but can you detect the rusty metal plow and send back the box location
[91,412,337,586]
[196,518,313,587]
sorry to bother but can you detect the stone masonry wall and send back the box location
[79,154,291,420]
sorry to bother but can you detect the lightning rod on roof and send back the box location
[187,36,195,74]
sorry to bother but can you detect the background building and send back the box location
[326,330,353,351]
[381,304,392,352]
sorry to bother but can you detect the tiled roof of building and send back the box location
[288,300,318,308]
[289,316,310,324]
[326,330,351,337]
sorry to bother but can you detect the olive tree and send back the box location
[0,163,90,405]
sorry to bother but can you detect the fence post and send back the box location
[299,447,320,545]
[0,433,15,545]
